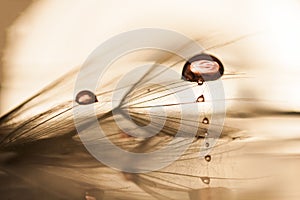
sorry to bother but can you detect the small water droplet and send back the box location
[202,117,209,124]
[75,90,98,105]
[205,155,211,162]
[204,132,209,137]
[197,80,204,85]
[205,142,210,148]
[201,177,210,184]
[196,95,205,102]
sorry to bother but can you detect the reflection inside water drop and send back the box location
[201,177,210,184]
[182,53,224,83]
[204,155,211,162]
[191,60,220,75]
[202,117,209,124]
[75,90,98,105]
[196,95,205,102]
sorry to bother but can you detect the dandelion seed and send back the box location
[0,29,270,200]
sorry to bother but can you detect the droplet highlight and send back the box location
[197,80,204,85]
[75,90,98,105]
[205,155,211,162]
[190,60,220,75]
[201,177,210,184]
[196,95,205,102]
[202,117,209,124]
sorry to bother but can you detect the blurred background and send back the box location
[0,0,33,115]
[1,1,300,199]
[1,0,300,115]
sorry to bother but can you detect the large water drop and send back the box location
[75,90,98,105]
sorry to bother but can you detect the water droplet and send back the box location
[204,132,209,137]
[75,90,98,105]
[205,142,210,148]
[201,177,210,184]
[202,117,209,124]
[205,155,211,162]
[196,95,205,102]
[197,80,204,85]
[182,53,224,83]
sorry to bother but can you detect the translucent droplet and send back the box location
[204,132,209,137]
[182,53,224,83]
[205,142,210,148]
[75,90,98,105]
[205,155,211,162]
[196,95,205,102]
[201,177,210,184]
[197,80,204,85]
[202,117,209,124]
